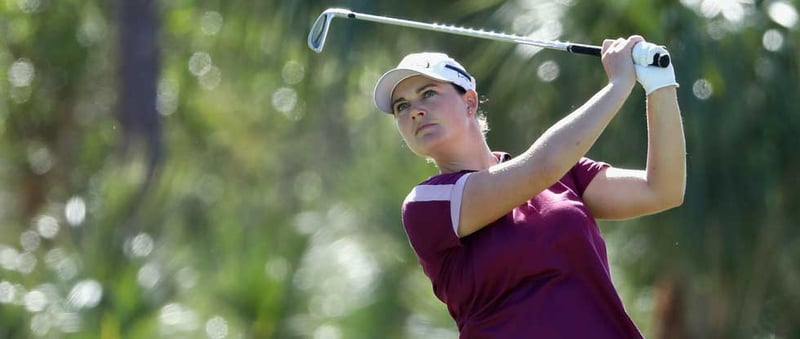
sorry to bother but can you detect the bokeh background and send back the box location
[1,0,798,338]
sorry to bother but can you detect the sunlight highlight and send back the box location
[157,79,180,116]
[16,252,36,274]
[137,263,161,289]
[53,312,82,333]
[505,0,569,58]
[2,246,37,274]
[767,1,798,28]
[762,29,784,52]
[0,246,21,271]
[537,60,560,82]
[30,312,51,336]
[44,248,78,281]
[159,303,200,334]
[17,0,42,13]
[0,280,15,304]
[20,230,41,252]
[199,66,222,90]
[65,196,86,226]
[282,61,305,85]
[66,279,102,309]
[27,145,53,175]
[76,9,107,47]
[8,59,35,87]
[189,52,213,76]
[272,87,298,115]
[35,215,59,239]
[313,324,342,339]
[692,79,713,100]
[201,11,224,36]
[205,316,229,339]
[681,0,756,35]
[125,233,154,258]
[23,289,47,312]
[294,235,379,316]
[291,205,380,330]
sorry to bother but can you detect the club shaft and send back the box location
[312,8,669,67]
[342,10,595,55]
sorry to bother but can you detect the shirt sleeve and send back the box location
[401,172,472,269]
[570,157,611,196]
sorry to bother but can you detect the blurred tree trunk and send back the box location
[117,0,162,172]
[116,0,162,215]
[652,274,686,339]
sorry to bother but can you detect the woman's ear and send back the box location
[464,89,479,116]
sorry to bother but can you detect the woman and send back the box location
[373,35,685,338]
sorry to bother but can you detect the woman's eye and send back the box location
[394,102,409,112]
[423,90,436,98]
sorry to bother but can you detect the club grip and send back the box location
[566,43,670,68]
[652,54,670,68]
[566,43,601,57]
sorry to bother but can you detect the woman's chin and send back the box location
[412,134,449,157]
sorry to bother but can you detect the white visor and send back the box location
[373,52,476,114]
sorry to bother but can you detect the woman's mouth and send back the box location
[415,123,436,135]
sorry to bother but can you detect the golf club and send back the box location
[308,8,670,68]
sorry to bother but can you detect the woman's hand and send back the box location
[601,35,642,91]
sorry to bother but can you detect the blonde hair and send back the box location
[477,111,489,136]
[452,84,490,137]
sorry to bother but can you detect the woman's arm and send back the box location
[583,85,686,219]
[455,37,641,237]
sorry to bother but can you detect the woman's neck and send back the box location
[433,136,497,173]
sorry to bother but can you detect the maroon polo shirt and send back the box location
[401,156,642,338]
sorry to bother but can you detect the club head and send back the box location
[308,8,351,53]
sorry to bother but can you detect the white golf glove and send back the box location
[632,42,679,95]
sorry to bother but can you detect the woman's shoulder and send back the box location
[402,171,475,206]
[419,170,474,186]
[416,151,511,186]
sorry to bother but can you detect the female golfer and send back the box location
[373,35,685,338]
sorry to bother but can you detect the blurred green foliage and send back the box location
[0,0,798,338]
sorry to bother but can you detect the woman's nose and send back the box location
[410,105,426,120]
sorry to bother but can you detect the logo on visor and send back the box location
[407,57,430,69]
[418,61,430,68]
[444,64,472,84]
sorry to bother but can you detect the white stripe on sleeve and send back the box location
[404,184,451,203]
[402,173,473,238]
[450,173,472,237]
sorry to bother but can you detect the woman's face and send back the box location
[390,76,473,157]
